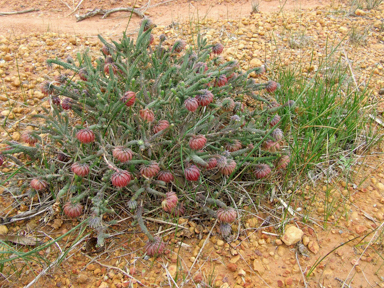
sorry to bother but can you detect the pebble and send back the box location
[355,225,367,234]
[77,273,88,284]
[227,263,237,272]
[281,226,304,246]
[308,240,320,254]
[253,259,265,275]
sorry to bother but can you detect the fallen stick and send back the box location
[0,8,39,16]
[75,7,144,22]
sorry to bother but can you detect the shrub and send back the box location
[1,20,295,254]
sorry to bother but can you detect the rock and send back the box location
[238,269,246,277]
[0,95,8,101]
[99,282,109,288]
[77,273,88,284]
[377,183,384,191]
[379,88,384,95]
[281,226,304,246]
[193,273,203,283]
[250,58,262,67]
[168,264,177,278]
[275,239,283,246]
[308,240,320,254]
[0,225,8,235]
[277,280,284,287]
[86,264,96,271]
[227,263,237,272]
[253,259,265,275]
[339,26,348,33]
[355,225,367,234]
[230,255,240,263]
[285,277,293,286]
[302,236,310,246]
[220,284,230,288]
[354,9,366,16]
[216,239,224,246]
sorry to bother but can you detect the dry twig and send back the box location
[75,7,144,22]
[0,8,39,16]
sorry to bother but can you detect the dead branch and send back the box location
[75,7,144,22]
[0,8,39,16]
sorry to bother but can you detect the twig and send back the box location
[83,256,144,286]
[59,0,72,11]
[295,250,308,288]
[186,219,217,280]
[0,8,39,16]
[75,7,144,22]
[24,233,87,288]
[67,0,85,16]
[143,216,189,230]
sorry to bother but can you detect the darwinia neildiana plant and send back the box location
[1,20,294,251]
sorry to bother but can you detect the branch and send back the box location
[0,8,39,16]
[75,7,144,22]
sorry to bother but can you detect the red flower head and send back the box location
[217,207,237,223]
[41,81,55,95]
[63,202,83,218]
[184,165,200,181]
[139,108,155,122]
[21,131,38,146]
[189,135,207,150]
[162,191,178,213]
[214,75,228,87]
[76,129,95,144]
[78,68,88,81]
[30,179,48,191]
[221,97,235,112]
[277,155,290,170]
[112,146,133,163]
[145,236,166,257]
[254,164,272,179]
[212,43,224,55]
[71,162,90,177]
[121,91,136,107]
[206,157,217,170]
[184,97,199,112]
[140,161,160,178]
[269,114,281,127]
[157,170,174,183]
[111,170,131,187]
[271,128,283,142]
[153,120,169,134]
[265,80,280,93]
[61,97,72,110]
[263,140,280,152]
[196,89,214,107]
[173,40,186,53]
[225,140,242,152]
[217,156,237,176]
[194,62,208,73]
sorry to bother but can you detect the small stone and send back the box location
[94,268,101,275]
[355,225,367,234]
[302,236,310,246]
[12,132,20,141]
[354,9,366,16]
[238,269,246,277]
[250,58,262,68]
[12,79,20,87]
[77,273,88,284]
[275,239,283,246]
[86,264,96,271]
[277,280,284,287]
[227,263,237,272]
[230,255,240,263]
[308,240,320,254]
[99,282,109,288]
[0,225,8,235]
[253,259,265,275]
[216,239,224,246]
[377,183,384,191]
[285,277,293,286]
[281,226,304,246]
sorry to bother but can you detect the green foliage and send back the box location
[2,21,293,249]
